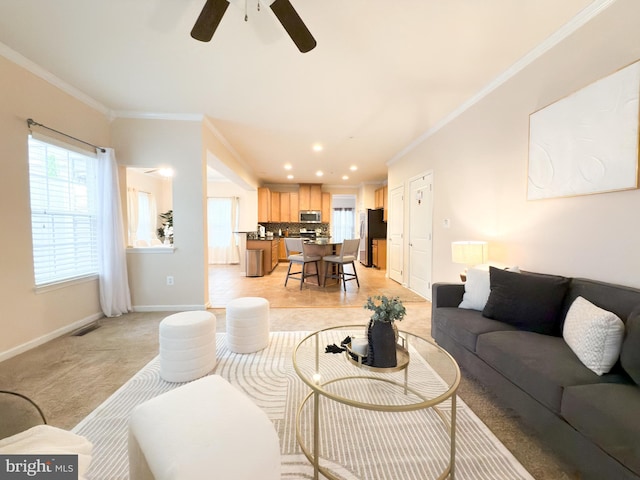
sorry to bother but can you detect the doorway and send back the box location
[408,172,433,300]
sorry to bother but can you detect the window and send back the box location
[207,197,240,264]
[331,194,357,243]
[28,136,98,285]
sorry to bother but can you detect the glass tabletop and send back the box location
[292,325,460,411]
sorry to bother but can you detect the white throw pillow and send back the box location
[563,296,625,375]
[459,266,491,310]
[458,264,520,311]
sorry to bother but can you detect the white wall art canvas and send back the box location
[528,61,640,200]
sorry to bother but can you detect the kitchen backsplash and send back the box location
[262,222,330,236]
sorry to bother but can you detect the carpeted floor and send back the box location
[0,303,579,479]
[73,332,535,480]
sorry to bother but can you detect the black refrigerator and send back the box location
[359,208,387,267]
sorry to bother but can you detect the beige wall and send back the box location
[0,56,109,359]
[389,0,640,289]
[112,118,208,310]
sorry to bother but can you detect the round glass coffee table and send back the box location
[292,325,460,480]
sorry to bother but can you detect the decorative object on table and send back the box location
[364,295,406,368]
[157,209,173,245]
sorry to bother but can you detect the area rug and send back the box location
[73,332,534,480]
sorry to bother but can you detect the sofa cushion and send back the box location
[459,265,520,311]
[476,330,611,413]
[562,383,640,476]
[432,307,518,352]
[563,296,625,376]
[482,267,570,335]
[459,267,491,311]
[621,308,640,384]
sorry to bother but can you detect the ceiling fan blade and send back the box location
[269,0,316,53]
[191,0,230,42]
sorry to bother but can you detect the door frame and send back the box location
[388,184,404,284]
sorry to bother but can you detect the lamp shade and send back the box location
[451,241,488,266]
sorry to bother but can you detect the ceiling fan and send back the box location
[190,0,316,53]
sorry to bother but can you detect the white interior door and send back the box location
[388,185,404,284]
[408,173,433,300]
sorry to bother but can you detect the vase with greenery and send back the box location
[364,295,406,367]
[157,209,173,245]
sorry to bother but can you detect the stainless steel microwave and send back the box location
[299,210,322,223]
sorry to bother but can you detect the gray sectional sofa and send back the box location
[431,267,640,480]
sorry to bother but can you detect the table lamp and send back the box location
[451,241,488,281]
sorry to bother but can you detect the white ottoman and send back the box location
[226,297,270,353]
[128,375,281,480]
[159,311,216,383]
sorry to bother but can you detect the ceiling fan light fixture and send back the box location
[191,0,316,53]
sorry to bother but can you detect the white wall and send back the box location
[113,118,208,311]
[389,0,640,289]
[0,55,109,359]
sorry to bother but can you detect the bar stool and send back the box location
[284,238,321,289]
[322,238,361,289]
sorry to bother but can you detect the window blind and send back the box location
[28,136,99,285]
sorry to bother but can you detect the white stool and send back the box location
[226,297,270,354]
[159,311,216,383]
[128,375,281,480]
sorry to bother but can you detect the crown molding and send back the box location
[0,41,111,116]
[387,0,618,165]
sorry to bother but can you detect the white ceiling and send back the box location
[0,0,597,186]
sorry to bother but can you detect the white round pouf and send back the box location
[226,297,270,354]
[159,311,216,383]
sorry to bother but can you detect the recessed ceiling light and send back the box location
[316,170,323,177]
[287,174,294,179]
[158,167,174,177]
[349,165,357,171]
[342,175,349,180]
[284,163,292,170]
[312,143,323,152]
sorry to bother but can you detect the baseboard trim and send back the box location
[0,312,104,363]
[132,304,207,312]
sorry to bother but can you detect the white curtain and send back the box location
[332,208,355,243]
[97,148,132,317]
[127,187,139,246]
[207,197,240,264]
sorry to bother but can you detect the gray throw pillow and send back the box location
[620,308,640,385]
[482,267,570,336]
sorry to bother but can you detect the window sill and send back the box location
[35,274,99,294]
[127,246,176,254]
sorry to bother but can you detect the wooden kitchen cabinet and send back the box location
[270,237,279,271]
[278,237,288,260]
[299,184,322,211]
[290,192,299,222]
[271,191,281,222]
[279,192,290,222]
[372,239,387,270]
[258,187,271,223]
[375,185,388,222]
[321,192,331,224]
